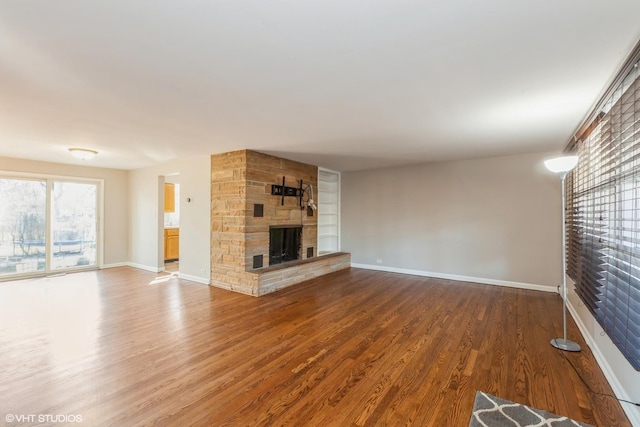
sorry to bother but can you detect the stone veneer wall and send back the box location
[211,149,328,295]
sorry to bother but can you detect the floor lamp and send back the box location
[544,155,581,352]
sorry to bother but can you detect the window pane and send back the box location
[0,178,47,276]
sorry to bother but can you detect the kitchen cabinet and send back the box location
[164,228,179,261]
[164,183,175,213]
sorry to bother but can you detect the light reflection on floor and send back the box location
[0,273,102,366]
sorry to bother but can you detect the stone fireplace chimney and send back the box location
[210,150,319,295]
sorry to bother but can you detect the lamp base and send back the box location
[550,338,581,352]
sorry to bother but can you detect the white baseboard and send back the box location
[351,263,555,293]
[566,301,640,426]
[178,273,210,285]
[101,262,129,269]
[128,262,162,273]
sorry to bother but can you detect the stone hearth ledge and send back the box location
[210,252,351,296]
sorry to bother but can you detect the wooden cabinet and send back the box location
[164,228,179,261]
[164,183,175,213]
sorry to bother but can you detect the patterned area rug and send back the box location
[469,391,593,427]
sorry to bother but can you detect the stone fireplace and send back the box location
[210,149,350,296]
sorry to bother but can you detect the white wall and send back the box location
[128,155,211,284]
[342,151,562,289]
[0,156,129,267]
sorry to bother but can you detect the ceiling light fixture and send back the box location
[69,148,98,160]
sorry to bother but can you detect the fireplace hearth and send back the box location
[269,225,302,265]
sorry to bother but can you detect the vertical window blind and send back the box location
[566,50,640,370]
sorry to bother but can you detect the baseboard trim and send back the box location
[351,263,555,293]
[566,301,640,426]
[128,262,162,273]
[101,262,129,269]
[178,273,210,285]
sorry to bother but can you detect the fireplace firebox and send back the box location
[269,225,302,265]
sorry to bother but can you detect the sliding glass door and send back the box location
[0,176,99,279]
[0,178,47,276]
[51,181,97,270]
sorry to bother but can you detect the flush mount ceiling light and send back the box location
[69,148,98,160]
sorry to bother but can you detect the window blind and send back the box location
[566,52,640,370]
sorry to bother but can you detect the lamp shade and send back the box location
[544,155,578,173]
[69,148,98,160]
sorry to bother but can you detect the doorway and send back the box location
[162,174,180,273]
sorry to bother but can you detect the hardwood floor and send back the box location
[163,261,179,272]
[0,267,631,426]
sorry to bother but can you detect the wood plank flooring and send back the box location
[0,267,631,426]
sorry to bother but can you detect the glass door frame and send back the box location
[0,171,104,280]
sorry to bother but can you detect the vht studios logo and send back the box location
[5,414,83,423]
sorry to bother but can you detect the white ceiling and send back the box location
[1,1,639,172]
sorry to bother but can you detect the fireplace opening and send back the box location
[269,225,302,265]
